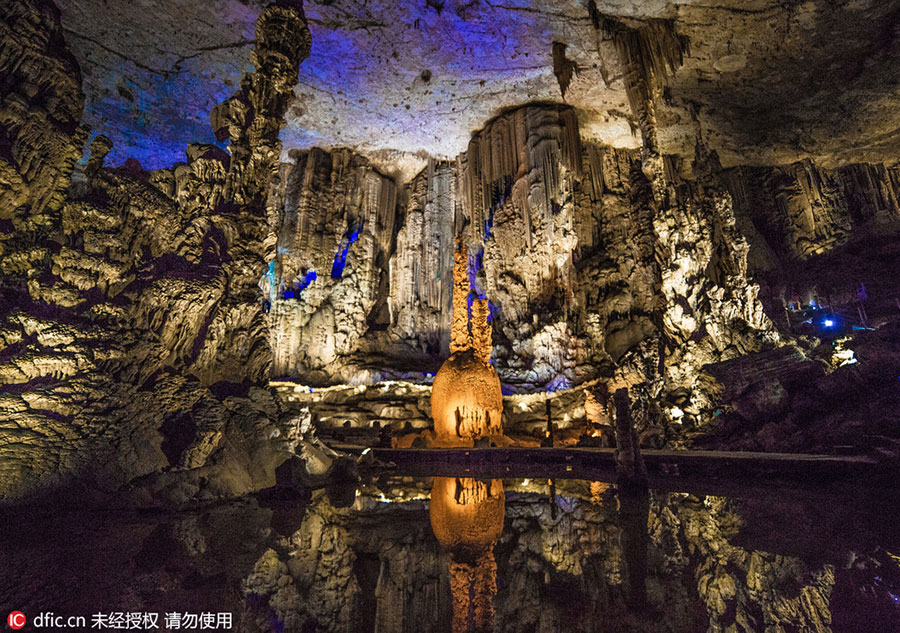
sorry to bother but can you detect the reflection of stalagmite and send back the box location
[429,477,505,633]
[618,486,650,612]
[431,240,503,445]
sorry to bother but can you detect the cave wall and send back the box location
[266,102,776,411]
[0,0,310,502]
[725,160,900,262]
[267,147,398,379]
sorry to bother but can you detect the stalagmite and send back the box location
[613,387,648,491]
[431,239,503,445]
[450,237,471,354]
[470,297,492,364]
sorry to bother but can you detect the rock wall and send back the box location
[267,100,777,443]
[387,160,457,358]
[725,160,900,262]
[262,15,900,448]
[267,147,398,380]
[0,0,310,502]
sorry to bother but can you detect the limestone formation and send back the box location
[599,18,689,204]
[1,1,900,631]
[2,0,899,511]
[430,239,503,445]
[267,147,398,379]
[725,160,900,261]
[0,0,311,501]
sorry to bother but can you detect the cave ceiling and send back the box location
[56,0,900,175]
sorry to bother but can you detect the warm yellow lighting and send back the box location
[431,239,502,446]
[429,477,504,633]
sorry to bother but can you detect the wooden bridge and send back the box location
[363,446,893,497]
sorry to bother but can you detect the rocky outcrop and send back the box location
[0,0,86,237]
[725,160,900,262]
[0,0,311,502]
[267,147,398,379]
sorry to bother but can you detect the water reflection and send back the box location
[429,477,504,633]
[618,487,650,612]
[2,477,899,632]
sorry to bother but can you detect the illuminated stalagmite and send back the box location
[429,477,505,633]
[430,239,503,445]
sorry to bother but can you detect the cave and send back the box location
[1,0,899,631]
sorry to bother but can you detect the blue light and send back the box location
[331,224,362,279]
[824,319,834,327]
[487,301,500,323]
[300,270,317,287]
[282,270,317,300]
[545,375,571,393]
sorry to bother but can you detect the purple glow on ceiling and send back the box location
[64,0,554,169]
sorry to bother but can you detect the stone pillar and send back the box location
[450,238,471,354]
[613,387,648,491]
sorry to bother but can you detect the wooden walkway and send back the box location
[366,447,891,495]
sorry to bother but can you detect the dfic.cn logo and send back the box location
[8,611,26,630]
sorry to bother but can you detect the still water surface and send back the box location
[3,475,898,632]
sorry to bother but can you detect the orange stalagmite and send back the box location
[431,239,503,445]
[470,297,492,364]
[450,237,471,354]
[430,477,504,633]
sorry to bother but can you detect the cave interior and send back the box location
[1,0,900,631]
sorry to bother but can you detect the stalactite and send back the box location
[726,160,900,259]
[0,0,311,498]
[268,148,399,376]
[387,161,455,353]
[599,18,688,204]
[461,105,582,225]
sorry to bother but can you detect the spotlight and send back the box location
[824,319,834,327]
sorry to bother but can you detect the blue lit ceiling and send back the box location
[55,0,900,173]
[56,0,640,171]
